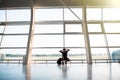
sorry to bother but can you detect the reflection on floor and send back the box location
[0,63,120,80]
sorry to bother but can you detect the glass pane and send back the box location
[68,48,86,59]
[1,36,28,47]
[0,49,26,55]
[0,10,6,22]
[0,25,5,33]
[110,48,120,62]
[7,9,30,21]
[109,48,120,55]
[33,35,63,47]
[104,23,120,33]
[88,24,102,32]
[32,48,62,60]
[34,24,63,33]
[32,48,86,60]
[106,34,120,46]
[0,35,1,42]
[103,8,120,20]
[65,24,82,33]
[65,35,85,47]
[32,48,61,55]
[36,9,63,21]
[87,8,101,20]
[4,25,29,34]
[0,49,26,59]
[64,8,82,20]
[89,34,106,46]
[91,48,108,59]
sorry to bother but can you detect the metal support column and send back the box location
[82,0,92,64]
[23,0,35,65]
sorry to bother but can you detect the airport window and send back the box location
[89,34,106,46]
[104,23,120,33]
[34,24,63,33]
[0,25,5,33]
[68,48,86,59]
[7,9,30,21]
[0,7,120,61]
[33,35,63,47]
[32,48,86,60]
[91,48,108,59]
[35,9,63,21]
[65,24,82,33]
[87,8,101,20]
[109,48,120,55]
[4,25,29,34]
[1,35,28,47]
[64,8,82,20]
[0,36,1,41]
[88,24,102,32]
[106,34,120,46]
[0,10,6,22]
[103,8,120,20]
[65,34,85,47]
[0,49,26,55]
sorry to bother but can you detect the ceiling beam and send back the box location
[0,0,120,8]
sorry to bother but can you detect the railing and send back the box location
[0,59,120,64]
[0,59,22,64]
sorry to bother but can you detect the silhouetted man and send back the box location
[59,48,70,64]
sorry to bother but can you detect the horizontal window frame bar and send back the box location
[1,20,120,25]
[1,46,120,49]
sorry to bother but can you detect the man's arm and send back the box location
[59,50,62,52]
[67,49,70,51]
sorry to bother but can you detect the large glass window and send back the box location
[91,48,108,59]
[0,35,2,42]
[32,48,61,60]
[104,23,120,33]
[1,35,28,47]
[1,7,120,61]
[65,34,85,47]
[4,25,29,34]
[0,49,26,55]
[32,48,86,60]
[33,35,63,47]
[33,8,85,60]
[87,8,101,20]
[0,10,6,22]
[0,9,30,59]
[88,24,102,32]
[0,25,5,33]
[64,8,82,20]
[109,48,120,62]
[68,48,86,59]
[89,34,106,46]
[35,9,63,21]
[103,8,120,20]
[7,9,30,21]
[65,24,82,33]
[0,49,26,59]
[109,48,120,56]
[106,34,120,46]
[34,24,63,33]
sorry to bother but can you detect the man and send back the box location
[59,48,70,64]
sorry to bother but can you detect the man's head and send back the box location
[63,48,66,51]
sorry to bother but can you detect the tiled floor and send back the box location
[0,63,120,80]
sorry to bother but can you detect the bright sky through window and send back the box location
[0,8,120,60]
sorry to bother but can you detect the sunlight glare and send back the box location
[107,0,120,7]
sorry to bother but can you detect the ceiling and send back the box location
[0,0,120,8]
